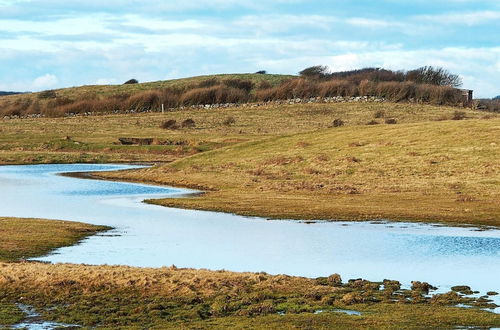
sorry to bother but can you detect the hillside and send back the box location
[0,70,471,118]
[0,91,24,96]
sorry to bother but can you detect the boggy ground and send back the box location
[2,218,498,329]
[0,217,109,326]
[1,263,499,329]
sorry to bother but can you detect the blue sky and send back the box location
[1,0,499,97]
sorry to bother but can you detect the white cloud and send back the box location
[32,74,58,89]
[417,10,500,25]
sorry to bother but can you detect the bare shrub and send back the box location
[452,111,466,120]
[359,79,377,96]
[223,116,236,126]
[197,78,220,88]
[180,86,249,105]
[223,79,254,92]
[385,118,397,124]
[181,118,196,128]
[160,119,178,129]
[332,119,345,127]
[406,66,462,87]
[256,79,318,101]
[127,91,162,111]
[319,80,358,97]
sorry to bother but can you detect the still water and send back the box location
[0,164,499,303]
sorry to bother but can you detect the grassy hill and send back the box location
[0,71,470,118]
[0,73,292,103]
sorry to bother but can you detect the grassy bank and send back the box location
[98,118,500,227]
[0,217,109,262]
[1,263,499,329]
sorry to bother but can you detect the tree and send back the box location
[124,79,139,85]
[299,65,330,79]
[406,66,462,88]
[493,95,500,100]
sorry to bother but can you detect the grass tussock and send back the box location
[0,262,498,328]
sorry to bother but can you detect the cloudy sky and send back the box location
[1,0,499,97]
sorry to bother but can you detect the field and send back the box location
[1,87,499,327]
[1,100,496,226]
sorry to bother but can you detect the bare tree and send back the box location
[406,66,462,87]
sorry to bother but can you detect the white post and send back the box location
[161,104,164,113]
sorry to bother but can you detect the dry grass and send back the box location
[0,217,109,262]
[0,262,498,328]
[0,102,493,165]
[96,118,500,227]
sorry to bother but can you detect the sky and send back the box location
[0,0,499,97]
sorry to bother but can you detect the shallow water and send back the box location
[1,164,499,308]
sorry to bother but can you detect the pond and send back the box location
[1,164,499,309]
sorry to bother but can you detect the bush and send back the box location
[127,91,162,111]
[197,78,219,88]
[299,65,330,79]
[223,116,236,126]
[366,120,379,125]
[374,110,385,118]
[223,79,254,92]
[406,66,462,87]
[332,119,345,127]
[181,118,196,128]
[124,79,139,84]
[452,111,466,120]
[255,70,267,74]
[180,86,249,105]
[160,119,178,129]
[319,80,358,97]
[256,79,319,101]
[385,118,397,124]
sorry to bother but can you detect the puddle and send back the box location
[11,304,79,329]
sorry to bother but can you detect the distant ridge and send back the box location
[0,91,26,96]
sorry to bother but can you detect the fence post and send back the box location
[161,104,164,113]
